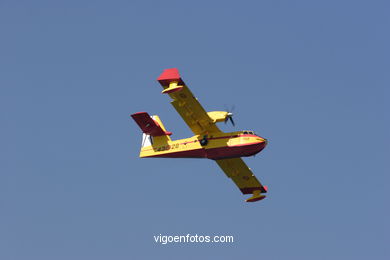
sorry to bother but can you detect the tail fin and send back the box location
[131,112,172,147]
[150,115,171,140]
[131,112,172,136]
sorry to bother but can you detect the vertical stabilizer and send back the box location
[151,115,172,142]
[134,114,172,151]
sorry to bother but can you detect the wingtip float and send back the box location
[130,68,269,203]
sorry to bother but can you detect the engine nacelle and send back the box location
[207,111,229,123]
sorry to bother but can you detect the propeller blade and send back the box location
[229,116,235,126]
[223,105,236,127]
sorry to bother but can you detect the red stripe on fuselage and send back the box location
[205,141,266,159]
[143,141,266,159]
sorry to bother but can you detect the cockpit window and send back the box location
[248,131,254,134]
[243,131,248,134]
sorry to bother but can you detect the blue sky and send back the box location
[0,0,388,259]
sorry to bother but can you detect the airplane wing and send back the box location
[157,68,221,136]
[216,158,268,202]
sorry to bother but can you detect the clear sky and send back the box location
[0,0,388,259]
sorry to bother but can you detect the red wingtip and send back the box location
[157,68,181,85]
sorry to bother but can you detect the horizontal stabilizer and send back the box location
[131,112,172,137]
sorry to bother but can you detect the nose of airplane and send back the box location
[259,138,268,151]
[243,137,267,157]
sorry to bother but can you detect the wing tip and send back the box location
[242,188,268,202]
[246,194,266,202]
[157,68,182,85]
[240,186,268,194]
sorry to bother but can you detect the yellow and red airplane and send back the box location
[131,68,269,202]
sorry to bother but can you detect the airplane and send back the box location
[131,68,269,202]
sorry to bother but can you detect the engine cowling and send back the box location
[207,111,229,123]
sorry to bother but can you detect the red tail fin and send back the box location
[131,112,172,136]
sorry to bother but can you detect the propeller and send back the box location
[224,105,236,127]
